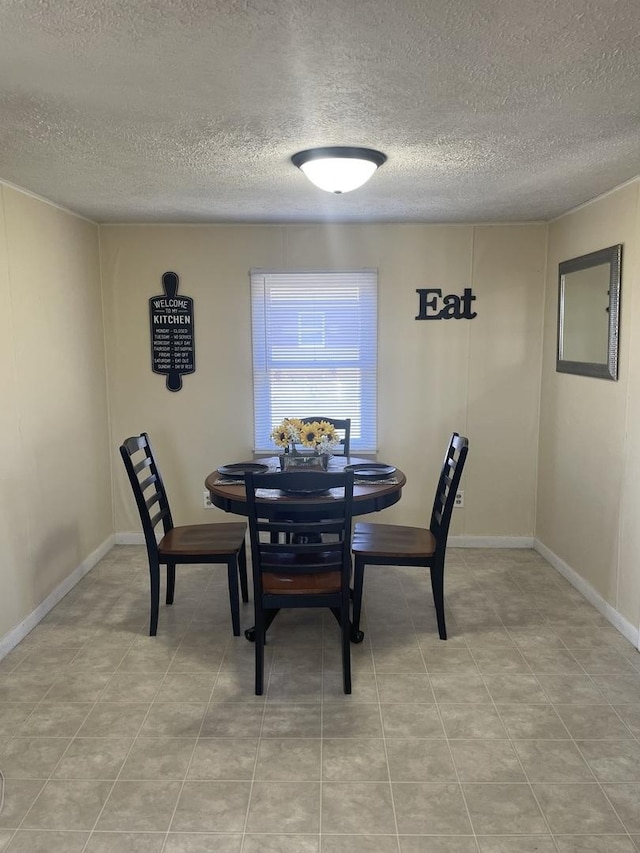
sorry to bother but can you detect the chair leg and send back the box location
[255,607,265,695]
[149,560,160,637]
[166,562,176,605]
[350,556,366,642]
[227,558,241,637]
[238,540,249,603]
[341,591,352,694]
[430,563,447,640]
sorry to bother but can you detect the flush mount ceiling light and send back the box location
[291,146,387,194]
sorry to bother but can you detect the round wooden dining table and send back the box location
[205,455,406,521]
[206,455,405,643]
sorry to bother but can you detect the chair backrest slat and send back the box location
[299,417,351,456]
[119,432,175,553]
[245,469,354,593]
[429,433,468,553]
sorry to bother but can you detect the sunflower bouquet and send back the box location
[271,417,340,456]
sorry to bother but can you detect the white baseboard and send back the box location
[449,536,535,549]
[0,535,115,660]
[534,538,639,650]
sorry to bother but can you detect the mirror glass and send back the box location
[557,244,622,380]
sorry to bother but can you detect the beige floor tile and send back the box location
[261,703,320,738]
[439,703,508,738]
[400,837,478,853]
[576,739,640,782]
[85,833,166,853]
[0,737,70,779]
[533,783,625,834]
[170,781,251,832]
[163,834,242,853]
[322,782,396,834]
[77,703,150,737]
[513,739,594,782]
[429,673,493,704]
[554,704,635,739]
[247,781,320,833]
[450,738,525,782]
[462,782,547,834]
[23,780,114,830]
[201,702,265,737]
[381,703,444,738]
[375,673,435,704]
[386,738,456,782]
[3,830,90,852]
[254,738,321,780]
[244,835,317,853]
[496,703,570,738]
[154,673,217,703]
[553,836,638,852]
[186,737,258,780]
[601,784,640,833]
[477,839,557,853]
[322,738,388,782]
[392,782,471,834]
[591,675,640,704]
[96,780,182,832]
[482,673,548,704]
[139,703,206,737]
[266,670,323,702]
[322,704,382,738]
[118,736,195,780]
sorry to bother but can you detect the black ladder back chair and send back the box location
[300,417,351,456]
[245,469,355,695]
[351,432,468,642]
[119,433,248,637]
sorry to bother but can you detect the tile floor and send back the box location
[0,546,639,852]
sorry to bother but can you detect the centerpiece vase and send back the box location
[280,443,329,471]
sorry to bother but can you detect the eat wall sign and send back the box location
[415,287,477,320]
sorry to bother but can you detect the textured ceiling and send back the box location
[0,0,639,223]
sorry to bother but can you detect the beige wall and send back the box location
[101,222,547,537]
[537,181,640,627]
[0,185,111,641]
[3,174,640,649]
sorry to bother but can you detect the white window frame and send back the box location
[250,269,378,453]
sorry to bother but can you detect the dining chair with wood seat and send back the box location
[351,432,468,642]
[120,432,249,637]
[244,468,355,694]
[300,416,351,456]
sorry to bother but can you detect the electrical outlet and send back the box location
[203,490,214,509]
[454,490,464,508]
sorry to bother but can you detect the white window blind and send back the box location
[251,269,378,453]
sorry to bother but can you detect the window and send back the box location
[251,269,378,452]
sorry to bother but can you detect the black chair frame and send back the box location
[351,432,468,642]
[245,469,355,695]
[120,433,248,636]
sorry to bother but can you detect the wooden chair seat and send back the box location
[160,522,247,556]
[262,571,341,594]
[352,522,437,559]
[120,433,248,637]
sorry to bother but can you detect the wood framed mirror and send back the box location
[557,243,622,380]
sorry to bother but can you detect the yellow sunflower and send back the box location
[299,421,322,447]
[270,424,290,447]
[318,421,339,444]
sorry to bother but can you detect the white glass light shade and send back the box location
[292,147,386,194]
